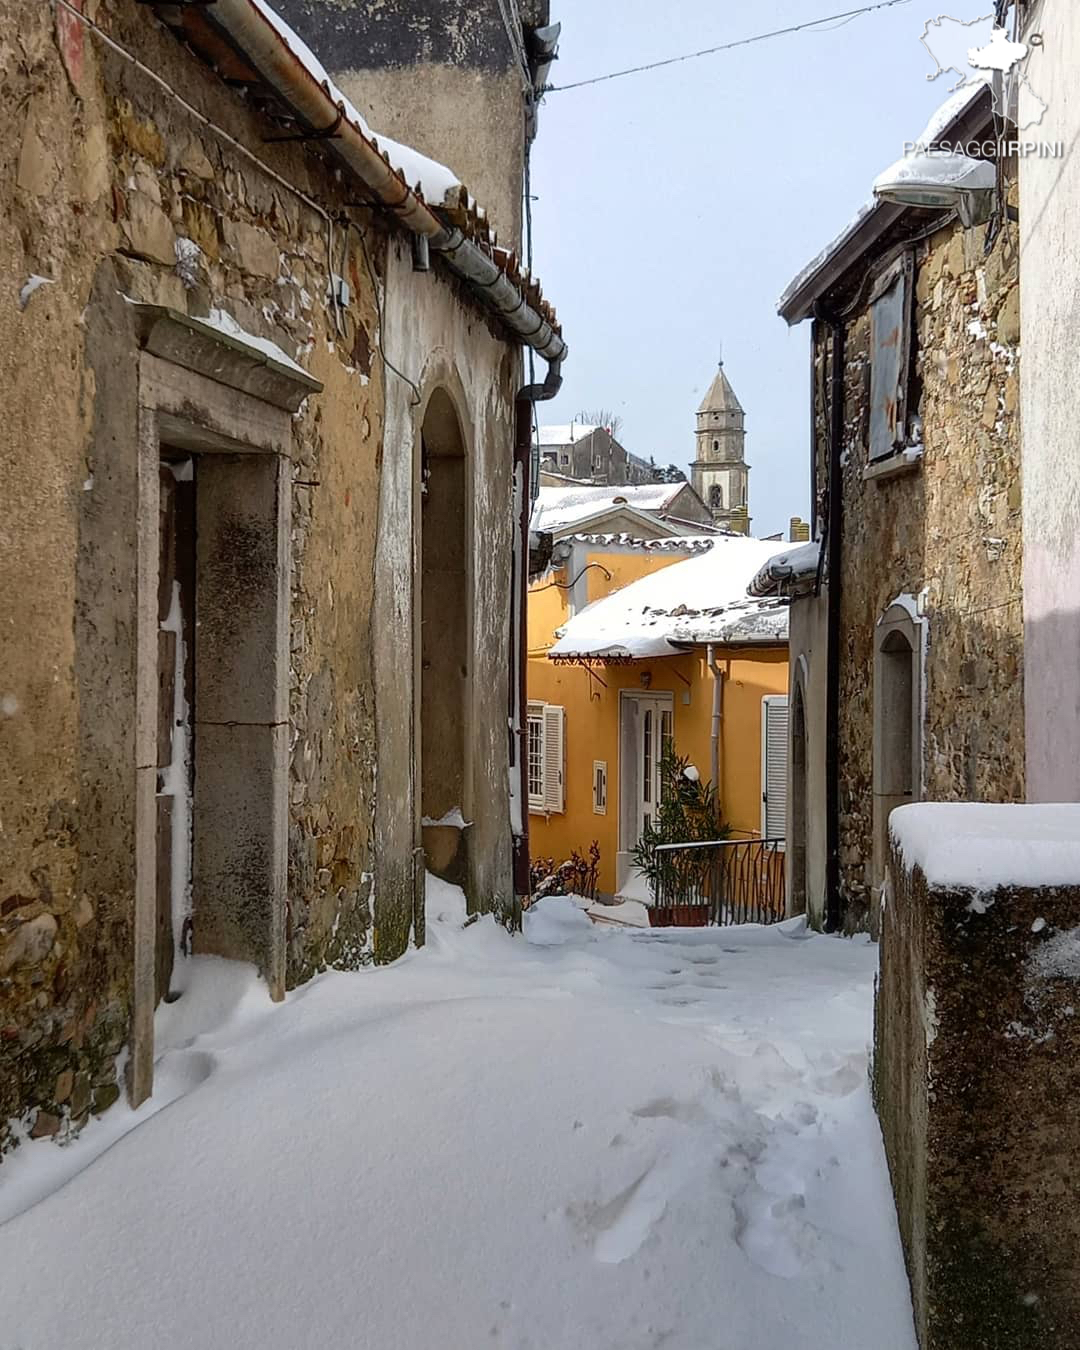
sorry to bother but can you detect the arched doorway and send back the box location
[873,605,922,899]
[789,679,808,916]
[418,388,471,888]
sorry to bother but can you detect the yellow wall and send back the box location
[527,549,788,896]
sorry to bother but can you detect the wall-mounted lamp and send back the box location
[873,151,997,228]
[640,670,652,688]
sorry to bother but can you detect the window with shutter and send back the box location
[761,695,789,842]
[527,701,565,815]
[526,703,545,811]
[869,254,914,461]
[542,704,565,814]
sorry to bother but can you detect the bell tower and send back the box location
[690,361,750,534]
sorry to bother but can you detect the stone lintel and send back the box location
[131,303,322,413]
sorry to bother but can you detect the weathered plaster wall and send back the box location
[0,0,460,1150]
[1018,0,1080,802]
[272,0,542,245]
[373,239,519,950]
[816,208,1023,930]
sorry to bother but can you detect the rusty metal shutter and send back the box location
[869,254,914,461]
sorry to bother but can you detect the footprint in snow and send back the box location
[632,1096,707,1125]
[590,1163,673,1264]
[734,1184,822,1279]
[811,1054,865,1097]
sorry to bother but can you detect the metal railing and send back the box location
[651,838,786,927]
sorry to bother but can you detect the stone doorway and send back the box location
[155,457,196,1004]
[418,388,472,889]
[873,603,923,900]
[148,446,289,1007]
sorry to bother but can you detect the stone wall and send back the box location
[812,198,1023,930]
[876,804,1080,1348]
[1,0,518,1152]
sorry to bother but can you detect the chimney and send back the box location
[789,516,810,543]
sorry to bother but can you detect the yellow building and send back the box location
[527,535,791,898]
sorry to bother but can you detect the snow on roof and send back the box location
[536,424,601,448]
[915,80,989,147]
[779,83,991,320]
[549,536,791,660]
[249,0,460,203]
[561,534,715,554]
[749,540,822,597]
[891,804,1080,894]
[777,199,877,316]
[530,483,683,534]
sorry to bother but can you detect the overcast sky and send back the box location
[529,0,992,538]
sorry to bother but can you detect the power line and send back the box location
[544,0,915,93]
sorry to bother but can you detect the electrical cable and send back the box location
[495,0,533,95]
[348,221,424,407]
[54,0,345,361]
[545,0,915,92]
[531,561,613,593]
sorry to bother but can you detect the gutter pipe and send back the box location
[707,644,724,800]
[816,304,845,934]
[203,0,567,369]
[511,362,564,907]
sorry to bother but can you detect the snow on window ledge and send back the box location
[862,445,923,483]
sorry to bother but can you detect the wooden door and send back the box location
[156,458,195,1004]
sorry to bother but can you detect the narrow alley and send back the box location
[0,885,914,1350]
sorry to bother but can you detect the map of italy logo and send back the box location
[922,14,1046,129]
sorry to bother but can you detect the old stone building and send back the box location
[536,423,658,486]
[690,363,751,534]
[757,85,1023,931]
[1,0,564,1151]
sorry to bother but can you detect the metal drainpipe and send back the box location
[707,644,724,796]
[817,306,845,934]
[511,359,563,906]
[196,0,567,370]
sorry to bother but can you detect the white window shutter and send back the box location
[762,695,789,841]
[543,704,565,814]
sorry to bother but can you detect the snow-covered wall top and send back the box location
[549,536,790,660]
[891,803,1080,892]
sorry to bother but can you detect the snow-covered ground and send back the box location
[0,881,915,1350]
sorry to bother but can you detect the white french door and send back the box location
[617,693,675,895]
[636,695,674,842]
